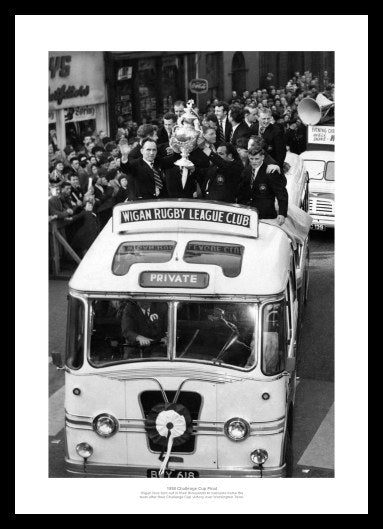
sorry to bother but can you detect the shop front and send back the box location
[105,52,196,138]
[49,52,108,151]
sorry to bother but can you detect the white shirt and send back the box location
[143,159,154,170]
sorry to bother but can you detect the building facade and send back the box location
[49,51,108,151]
[48,51,334,147]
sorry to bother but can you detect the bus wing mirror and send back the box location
[51,351,64,369]
[286,357,296,372]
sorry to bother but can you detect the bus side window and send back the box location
[66,296,85,369]
[262,302,287,376]
[290,257,297,302]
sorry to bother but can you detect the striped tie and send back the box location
[251,167,256,186]
[229,128,234,142]
[218,120,225,142]
[150,163,163,191]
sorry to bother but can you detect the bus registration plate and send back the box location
[147,469,199,478]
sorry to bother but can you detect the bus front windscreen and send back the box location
[175,301,257,369]
[87,299,257,369]
[304,160,325,180]
[89,299,170,366]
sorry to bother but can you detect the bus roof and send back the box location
[69,201,292,297]
[300,150,334,162]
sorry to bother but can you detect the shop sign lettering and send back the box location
[64,105,96,122]
[49,55,71,79]
[49,85,90,105]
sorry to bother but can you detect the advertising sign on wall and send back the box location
[49,52,106,110]
[64,105,96,122]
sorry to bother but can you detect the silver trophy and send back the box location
[169,100,205,169]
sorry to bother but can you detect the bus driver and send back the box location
[121,300,167,358]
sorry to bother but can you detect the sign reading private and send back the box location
[140,271,209,288]
[308,125,335,145]
[113,202,258,238]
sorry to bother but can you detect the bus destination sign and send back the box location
[120,207,250,227]
[140,271,209,288]
[113,201,259,238]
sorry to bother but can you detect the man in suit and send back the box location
[127,124,159,161]
[243,105,259,134]
[157,112,177,158]
[173,100,185,120]
[163,164,199,199]
[252,108,287,170]
[121,300,167,358]
[69,199,100,258]
[198,142,244,203]
[120,138,166,200]
[214,101,232,143]
[228,107,251,146]
[69,156,89,193]
[237,143,288,225]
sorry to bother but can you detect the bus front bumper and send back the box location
[65,459,286,478]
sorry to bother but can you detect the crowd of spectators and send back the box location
[48,69,334,264]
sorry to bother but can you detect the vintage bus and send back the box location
[53,196,310,478]
[300,149,335,231]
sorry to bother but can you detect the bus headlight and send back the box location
[93,414,119,437]
[250,449,268,465]
[76,442,93,459]
[224,418,250,441]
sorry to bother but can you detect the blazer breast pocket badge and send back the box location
[258,183,267,193]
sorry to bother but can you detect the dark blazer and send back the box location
[160,149,211,171]
[222,118,232,142]
[197,151,244,203]
[121,301,167,343]
[120,158,167,200]
[237,162,288,218]
[243,120,258,137]
[70,210,100,257]
[164,165,199,198]
[157,126,170,145]
[252,123,287,169]
[229,122,251,146]
[114,187,131,204]
[128,143,142,162]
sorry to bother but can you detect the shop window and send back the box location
[117,66,133,81]
[162,56,180,114]
[138,59,157,122]
[65,120,96,150]
[206,53,221,100]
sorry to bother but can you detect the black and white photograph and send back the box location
[15,14,368,515]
